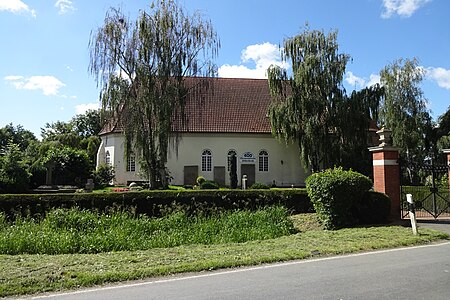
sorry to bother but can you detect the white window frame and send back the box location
[105,151,111,166]
[126,154,136,172]
[258,150,269,172]
[202,149,212,172]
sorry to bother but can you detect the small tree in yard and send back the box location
[89,0,220,189]
[229,153,238,189]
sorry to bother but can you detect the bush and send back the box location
[250,183,270,189]
[92,164,115,188]
[306,167,373,229]
[196,176,206,186]
[200,180,219,189]
[352,191,391,224]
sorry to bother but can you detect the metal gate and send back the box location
[401,157,450,219]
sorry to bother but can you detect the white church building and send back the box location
[96,77,309,187]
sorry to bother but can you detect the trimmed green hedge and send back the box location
[0,189,313,219]
[306,167,373,229]
[352,191,391,225]
[200,180,219,189]
[250,183,271,189]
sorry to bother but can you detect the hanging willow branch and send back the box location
[268,27,383,174]
[89,0,220,188]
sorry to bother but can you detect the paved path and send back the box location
[417,219,450,235]
[29,242,450,300]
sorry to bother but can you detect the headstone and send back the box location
[85,179,94,192]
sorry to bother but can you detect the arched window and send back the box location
[201,149,212,172]
[105,151,111,166]
[227,149,237,171]
[126,154,136,172]
[258,150,269,172]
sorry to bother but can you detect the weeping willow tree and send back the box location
[336,84,384,175]
[89,0,219,188]
[268,28,382,173]
[380,58,433,185]
[380,58,431,161]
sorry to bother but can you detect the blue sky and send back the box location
[1,0,449,138]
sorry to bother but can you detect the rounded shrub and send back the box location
[200,180,219,190]
[196,176,206,186]
[250,183,270,189]
[352,191,391,225]
[306,167,373,229]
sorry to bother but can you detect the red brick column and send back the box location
[370,148,400,220]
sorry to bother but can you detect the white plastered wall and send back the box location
[97,133,144,185]
[167,133,307,187]
[97,132,308,187]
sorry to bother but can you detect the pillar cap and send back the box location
[442,149,450,154]
[368,145,401,152]
[376,127,393,147]
[368,127,401,152]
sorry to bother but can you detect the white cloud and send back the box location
[345,71,366,89]
[426,67,450,89]
[4,75,24,81]
[367,74,381,87]
[75,103,100,114]
[54,0,76,15]
[0,0,36,18]
[4,75,65,96]
[218,64,267,79]
[345,72,380,89]
[218,42,289,79]
[381,0,431,19]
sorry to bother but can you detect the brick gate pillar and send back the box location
[369,128,401,220]
[443,149,450,190]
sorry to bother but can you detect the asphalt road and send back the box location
[29,242,450,300]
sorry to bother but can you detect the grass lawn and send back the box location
[0,214,448,297]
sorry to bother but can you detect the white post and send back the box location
[242,175,247,190]
[406,194,418,235]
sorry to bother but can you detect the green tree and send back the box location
[336,84,384,175]
[228,153,238,189]
[89,0,219,188]
[380,58,431,161]
[0,142,31,193]
[0,123,37,152]
[41,147,91,186]
[40,110,102,164]
[268,27,381,173]
[41,121,81,149]
[435,106,450,150]
[72,109,103,138]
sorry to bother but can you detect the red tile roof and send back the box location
[99,77,273,135]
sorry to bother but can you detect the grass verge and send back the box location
[0,213,448,297]
[0,207,294,254]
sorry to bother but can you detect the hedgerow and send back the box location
[0,189,313,219]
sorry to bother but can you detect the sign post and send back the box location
[406,194,418,235]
